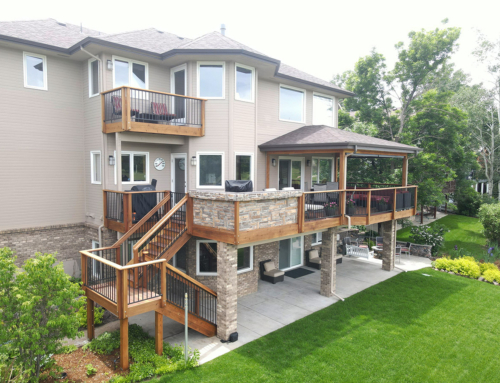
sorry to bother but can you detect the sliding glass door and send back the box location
[278,157,304,190]
[278,236,303,270]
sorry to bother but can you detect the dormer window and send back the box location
[197,62,225,99]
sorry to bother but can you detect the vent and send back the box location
[56,21,66,26]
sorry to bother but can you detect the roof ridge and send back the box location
[97,27,158,38]
[176,31,219,48]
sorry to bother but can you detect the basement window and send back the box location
[237,247,253,274]
[197,241,218,276]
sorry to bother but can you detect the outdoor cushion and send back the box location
[264,261,275,272]
[309,257,321,264]
[309,249,319,259]
[263,270,285,278]
[151,102,169,115]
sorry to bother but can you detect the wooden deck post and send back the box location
[161,261,166,308]
[125,87,132,131]
[155,312,163,356]
[338,151,346,190]
[87,297,95,340]
[120,318,129,370]
[402,155,408,187]
[201,100,206,137]
[367,190,371,225]
[393,188,397,220]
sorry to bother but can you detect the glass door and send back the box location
[170,64,186,123]
[278,159,290,190]
[278,237,303,270]
[278,157,304,190]
[279,239,291,269]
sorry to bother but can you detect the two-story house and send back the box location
[0,19,421,368]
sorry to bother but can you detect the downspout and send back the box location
[80,46,107,245]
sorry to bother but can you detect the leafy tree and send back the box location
[0,249,83,380]
[478,204,500,244]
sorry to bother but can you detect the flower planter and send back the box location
[324,207,339,217]
[378,203,388,212]
[347,206,356,216]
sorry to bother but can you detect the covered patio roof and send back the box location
[259,125,422,155]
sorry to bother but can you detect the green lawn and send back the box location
[154,269,500,383]
[397,214,487,255]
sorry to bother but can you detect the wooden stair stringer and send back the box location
[155,301,216,337]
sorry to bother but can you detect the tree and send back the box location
[0,249,83,380]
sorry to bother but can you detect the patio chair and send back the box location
[305,249,321,270]
[346,245,374,259]
[260,260,284,284]
[395,246,402,263]
[111,96,139,120]
[401,242,411,257]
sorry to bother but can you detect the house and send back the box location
[0,19,421,369]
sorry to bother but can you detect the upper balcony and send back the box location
[101,86,206,136]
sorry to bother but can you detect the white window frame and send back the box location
[196,240,218,276]
[313,92,335,126]
[235,63,255,103]
[279,236,305,271]
[311,157,335,185]
[112,55,149,89]
[114,151,150,185]
[279,84,306,123]
[91,240,101,278]
[23,52,48,90]
[196,151,225,189]
[88,58,100,98]
[173,252,186,273]
[197,61,226,99]
[170,63,187,94]
[311,232,323,246]
[234,152,254,182]
[90,150,102,185]
[237,246,254,274]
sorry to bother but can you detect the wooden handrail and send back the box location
[101,85,208,101]
[79,250,166,271]
[303,185,417,194]
[103,189,171,194]
[165,263,217,297]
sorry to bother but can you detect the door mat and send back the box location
[285,268,315,279]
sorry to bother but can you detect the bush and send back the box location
[483,268,500,283]
[409,224,448,256]
[455,187,482,216]
[433,256,454,270]
[432,256,481,279]
[76,296,105,328]
[478,204,500,245]
[480,262,499,274]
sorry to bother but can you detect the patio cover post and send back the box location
[320,227,339,297]
[381,220,396,271]
[402,155,408,187]
[216,242,238,341]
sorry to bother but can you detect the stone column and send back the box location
[216,242,238,340]
[382,220,396,271]
[320,227,338,297]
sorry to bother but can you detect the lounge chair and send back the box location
[111,96,139,120]
[260,260,284,284]
[306,249,321,269]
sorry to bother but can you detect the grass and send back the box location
[397,215,487,255]
[153,269,500,383]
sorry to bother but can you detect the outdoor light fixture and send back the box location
[108,155,115,166]
[306,160,311,167]
[272,158,276,167]
[107,60,113,70]
[191,156,197,166]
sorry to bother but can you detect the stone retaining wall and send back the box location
[396,241,432,257]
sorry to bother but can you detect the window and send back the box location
[235,153,253,181]
[88,58,99,97]
[91,240,101,278]
[311,158,333,184]
[313,93,335,126]
[112,56,148,89]
[114,151,149,184]
[197,240,218,276]
[312,232,322,246]
[197,152,224,188]
[173,244,187,272]
[237,246,253,274]
[90,151,101,184]
[23,52,47,90]
[235,63,255,102]
[197,62,225,99]
[279,85,305,123]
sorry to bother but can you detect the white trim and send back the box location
[91,240,101,278]
[197,61,226,99]
[112,55,149,89]
[90,151,102,185]
[313,92,335,126]
[237,246,254,274]
[171,153,187,193]
[196,151,225,189]
[278,156,305,190]
[311,232,323,246]
[234,152,254,181]
[278,236,304,271]
[279,84,306,123]
[23,52,47,90]
[114,150,150,185]
[235,63,255,103]
[88,58,100,98]
[311,156,334,185]
[170,63,187,94]
[196,240,218,276]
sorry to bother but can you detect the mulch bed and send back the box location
[42,348,128,383]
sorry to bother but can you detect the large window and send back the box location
[23,52,47,90]
[197,152,224,188]
[311,158,333,184]
[115,151,149,184]
[90,151,101,184]
[235,64,255,102]
[235,153,253,181]
[112,56,148,89]
[279,85,305,123]
[197,241,218,276]
[237,247,253,274]
[198,62,225,99]
[88,58,99,97]
[313,93,335,126]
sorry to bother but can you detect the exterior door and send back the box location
[278,157,304,190]
[278,237,303,270]
[171,153,187,204]
[171,64,186,122]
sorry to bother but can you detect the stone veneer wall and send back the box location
[0,223,117,277]
[239,198,297,231]
[193,200,235,230]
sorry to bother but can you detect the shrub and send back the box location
[451,256,481,278]
[482,268,500,283]
[480,262,498,275]
[478,204,500,245]
[86,364,97,376]
[455,187,482,216]
[410,224,448,256]
[433,256,454,270]
[76,296,105,328]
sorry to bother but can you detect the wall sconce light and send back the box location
[191,156,197,166]
[107,60,113,70]
[306,160,311,167]
[108,155,115,166]
[271,158,276,167]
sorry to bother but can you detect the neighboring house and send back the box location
[0,19,421,366]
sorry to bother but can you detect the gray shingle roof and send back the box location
[259,125,421,153]
[277,63,350,94]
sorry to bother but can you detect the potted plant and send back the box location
[346,198,356,216]
[324,201,338,217]
[378,197,389,212]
